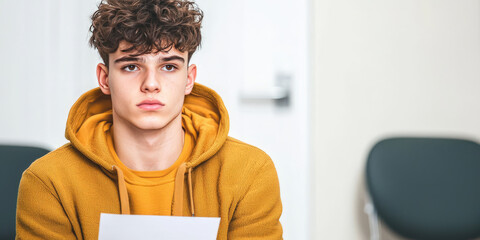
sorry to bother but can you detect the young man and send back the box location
[15,0,282,239]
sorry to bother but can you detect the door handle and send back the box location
[239,73,291,107]
[239,86,289,100]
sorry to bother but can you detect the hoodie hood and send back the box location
[65,83,229,216]
[65,83,230,172]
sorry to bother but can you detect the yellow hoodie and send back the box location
[16,83,283,239]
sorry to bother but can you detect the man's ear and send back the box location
[97,63,111,95]
[185,64,197,95]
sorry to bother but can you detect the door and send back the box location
[194,1,311,239]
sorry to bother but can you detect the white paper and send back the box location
[98,213,220,240]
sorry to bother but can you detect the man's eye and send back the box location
[162,65,176,72]
[123,65,138,72]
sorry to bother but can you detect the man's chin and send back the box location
[134,123,167,131]
[125,114,182,132]
[132,119,175,131]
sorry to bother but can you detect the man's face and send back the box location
[96,41,196,131]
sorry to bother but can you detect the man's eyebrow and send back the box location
[113,56,145,64]
[160,55,185,63]
[113,55,185,64]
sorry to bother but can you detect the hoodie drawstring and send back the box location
[113,165,130,214]
[173,163,195,216]
[113,163,194,216]
[188,167,195,217]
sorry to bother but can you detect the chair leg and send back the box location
[364,201,380,240]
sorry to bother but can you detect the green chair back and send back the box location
[366,137,480,240]
[0,145,50,239]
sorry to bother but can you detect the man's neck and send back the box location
[112,114,185,171]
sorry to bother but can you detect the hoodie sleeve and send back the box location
[16,169,77,240]
[227,158,283,239]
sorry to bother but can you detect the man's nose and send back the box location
[141,69,161,93]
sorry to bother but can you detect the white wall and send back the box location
[0,0,100,149]
[312,0,480,239]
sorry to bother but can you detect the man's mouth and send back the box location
[136,100,165,110]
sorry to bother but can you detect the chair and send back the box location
[0,145,50,239]
[365,137,480,240]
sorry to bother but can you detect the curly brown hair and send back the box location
[89,0,203,66]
